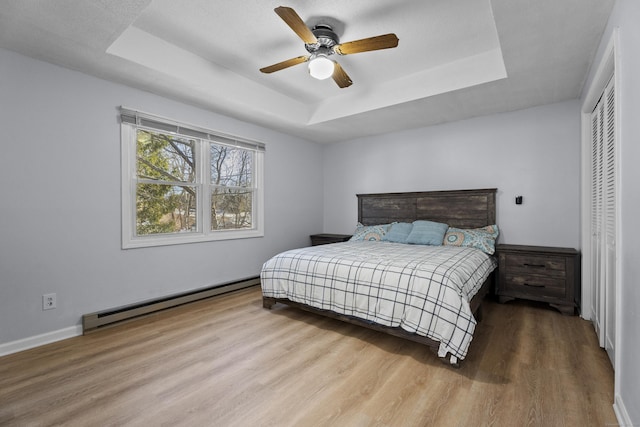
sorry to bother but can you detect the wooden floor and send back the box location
[0,286,617,427]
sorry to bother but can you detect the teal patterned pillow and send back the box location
[349,223,391,241]
[443,225,500,254]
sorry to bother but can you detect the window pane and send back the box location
[136,184,197,235]
[210,144,253,187]
[137,130,196,183]
[211,188,253,230]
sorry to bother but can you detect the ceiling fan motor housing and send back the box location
[306,24,339,54]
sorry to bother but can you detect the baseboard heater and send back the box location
[82,276,260,334]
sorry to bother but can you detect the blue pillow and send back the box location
[406,220,449,245]
[382,222,413,243]
[349,223,391,241]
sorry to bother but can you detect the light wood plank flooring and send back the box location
[0,286,617,426]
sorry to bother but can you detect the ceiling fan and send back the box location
[260,6,399,88]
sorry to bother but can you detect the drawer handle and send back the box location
[523,263,546,268]
[523,282,545,288]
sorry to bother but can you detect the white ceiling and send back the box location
[0,0,614,143]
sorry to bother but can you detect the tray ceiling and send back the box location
[0,0,614,143]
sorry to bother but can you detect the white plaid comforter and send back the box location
[260,241,497,361]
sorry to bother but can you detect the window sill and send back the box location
[122,229,264,249]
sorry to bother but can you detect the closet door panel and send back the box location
[603,79,616,365]
[590,102,604,345]
[590,75,616,367]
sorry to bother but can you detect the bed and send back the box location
[261,188,498,366]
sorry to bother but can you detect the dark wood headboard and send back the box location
[357,188,497,229]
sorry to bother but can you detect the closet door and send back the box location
[590,103,603,344]
[590,76,616,366]
[603,78,616,365]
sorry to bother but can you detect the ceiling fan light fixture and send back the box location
[308,54,335,80]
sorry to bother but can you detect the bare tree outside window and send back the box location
[134,130,255,237]
[210,144,254,230]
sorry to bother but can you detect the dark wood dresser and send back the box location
[310,233,352,246]
[496,244,580,315]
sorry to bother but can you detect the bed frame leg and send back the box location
[429,347,461,369]
[444,358,461,369]
[263,297,276,309]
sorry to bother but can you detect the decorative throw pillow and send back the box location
[381,222,413,244]
[443,224,500,254]
[349,223,391,241]
[406,220,449,246]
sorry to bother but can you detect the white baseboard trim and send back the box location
[614,393,633,427]
[0,325,82,357]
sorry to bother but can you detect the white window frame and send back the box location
[120,108,264,249]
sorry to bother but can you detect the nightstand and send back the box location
[310,233,352,246]
[496,244,580,315]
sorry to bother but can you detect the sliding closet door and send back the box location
[590,76,616,366]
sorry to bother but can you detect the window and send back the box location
[120,108,264,248]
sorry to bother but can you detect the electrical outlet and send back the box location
[42,293,57,310]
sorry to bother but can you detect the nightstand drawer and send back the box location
[503,274,566,299]
[504,254,567,277]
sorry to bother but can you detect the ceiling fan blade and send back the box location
[274,6,318,45]
[260,55,310,74]
[332,62,353,88]
[334,33,399,55]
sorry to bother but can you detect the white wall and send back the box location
[584,0,640,424]
[322,100,581,248]
[0,48,324,346]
